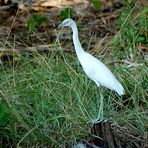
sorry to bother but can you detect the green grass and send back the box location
[0,3,148,147]
[0,49,147,147]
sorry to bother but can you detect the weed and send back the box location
[27,13,48,31]
[112,3,148,59]
[91,0,102,9]
[60,8,73,20]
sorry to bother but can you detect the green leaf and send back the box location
[92,0,102,9]
[27,19,36,30]
[27,14,48,30]
[32,14,42,21]
[32,14,48,25]
[60,8,73,20]
[38,17,48,26]
[135,36,146,43]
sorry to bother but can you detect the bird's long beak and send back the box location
[58,23,63,28]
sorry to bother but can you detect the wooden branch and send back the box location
[89,119,116,148]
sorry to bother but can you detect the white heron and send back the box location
[58,18,125,119]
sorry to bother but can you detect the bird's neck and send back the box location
[71,24,85,57]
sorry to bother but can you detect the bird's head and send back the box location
[58,18,75,28]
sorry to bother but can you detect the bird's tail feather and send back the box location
[115,82,125,96]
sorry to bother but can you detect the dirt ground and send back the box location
[0,0,126,58]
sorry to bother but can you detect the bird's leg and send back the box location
[97,88,104,120]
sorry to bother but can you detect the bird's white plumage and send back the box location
[79,52,124,95]
[58,18,125,96]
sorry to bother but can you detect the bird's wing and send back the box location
[79,52,120,90]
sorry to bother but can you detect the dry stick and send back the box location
[0,5,12,10]
[0,45,75,56]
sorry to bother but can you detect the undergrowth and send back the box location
[0,2,147,147]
